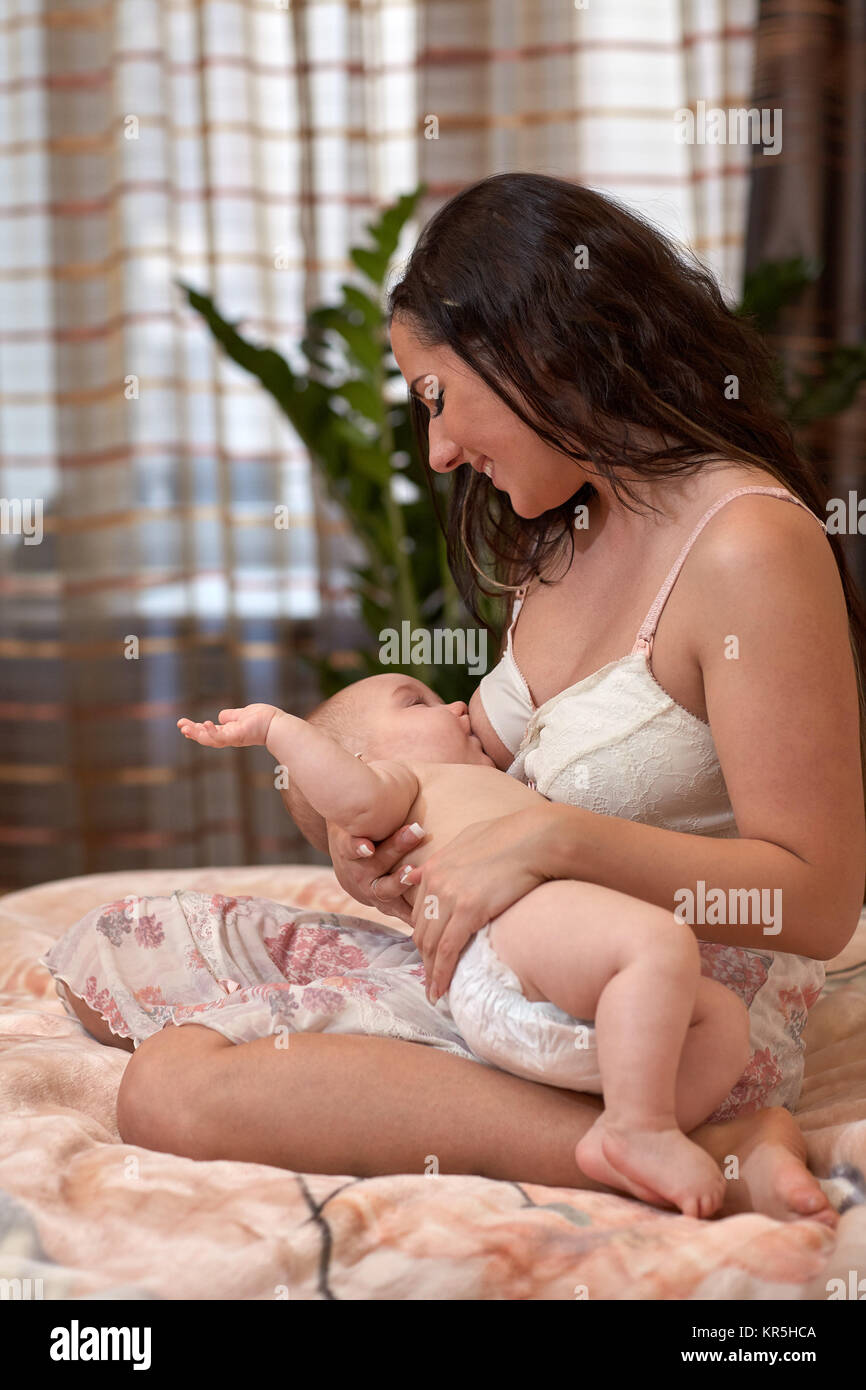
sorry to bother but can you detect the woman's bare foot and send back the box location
[576,1114,726,1218]
[692,1106,838,1228]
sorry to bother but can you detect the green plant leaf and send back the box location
[329,413,380,450]
[737,256,823,334]
[350,245,391,286]
[346,444,391,486]
[788,346,866,424]
[336,378,386,424]
[366,187,426,259]
[340,284,381,327]
[329,318,382,374]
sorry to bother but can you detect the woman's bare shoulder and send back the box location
[686,483,845,654]
[690,483,831,577]
[671,472,838,669]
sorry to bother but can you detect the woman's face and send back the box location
[389,316,588,517]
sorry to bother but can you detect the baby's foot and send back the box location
[576,1113,726,1218]
[576,1116,671,1207]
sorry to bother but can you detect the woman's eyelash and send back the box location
[411,384,444,418]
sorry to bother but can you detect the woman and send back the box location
[50,174,865,1224]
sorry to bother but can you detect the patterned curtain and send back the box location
[416,0,760,297]
[0,0,418,891]
[0,0,760,893]
[744,0,866,593]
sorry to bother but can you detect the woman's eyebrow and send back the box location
[408,374,440,401]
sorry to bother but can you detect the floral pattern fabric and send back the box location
[696,941,824,1121]
[42,890,477,1061]
[41,888,824,1120]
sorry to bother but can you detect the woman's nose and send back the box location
[427,434,464,474]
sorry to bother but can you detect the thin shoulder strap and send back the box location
[505,584,529,644]
[633,486,828,652]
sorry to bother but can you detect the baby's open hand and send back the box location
[177,704,279,749]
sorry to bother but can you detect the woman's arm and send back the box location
[547,504,865,958]
[539,804,855,959]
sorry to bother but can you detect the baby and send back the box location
[178,672,750,1216]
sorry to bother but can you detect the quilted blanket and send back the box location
[1,864,865,1300]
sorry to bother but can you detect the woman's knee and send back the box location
[116,1023,232,1157]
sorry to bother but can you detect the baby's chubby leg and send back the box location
[487,880,751,1216]
[489,882,750,1131]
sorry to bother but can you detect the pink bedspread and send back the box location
[1,865,865,1300]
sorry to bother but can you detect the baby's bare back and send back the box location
[393,761,545,877]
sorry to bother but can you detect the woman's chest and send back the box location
[511,543,709,724]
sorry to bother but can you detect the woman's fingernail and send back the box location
[403,823,425,843]
[357,844,374,857]
[399,865,414,884]
[429,987,439,1004]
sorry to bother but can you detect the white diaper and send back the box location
[438,923,603,1093]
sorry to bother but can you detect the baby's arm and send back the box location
[178,703,419,842]
[266,710,418,840]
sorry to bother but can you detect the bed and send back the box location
[1,864,865,1300]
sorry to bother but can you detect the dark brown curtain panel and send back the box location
[745,0,866,590]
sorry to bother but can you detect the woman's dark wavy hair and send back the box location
[387,171,866,801]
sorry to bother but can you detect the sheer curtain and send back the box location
[415,0,760,299]
[0,0,759,892]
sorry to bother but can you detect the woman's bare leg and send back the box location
[64,962,838,1225]
[117,1023,609,1188]
[115,1022,837,1225]
[61,984,136,1053]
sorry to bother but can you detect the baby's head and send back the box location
[315,673,494,767]
[285,674,494,846]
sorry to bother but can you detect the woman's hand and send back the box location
[327,820,427,927]
[400,804,562,1003]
